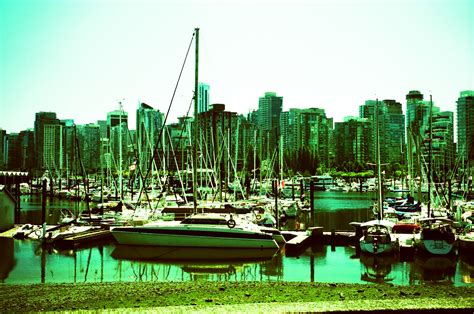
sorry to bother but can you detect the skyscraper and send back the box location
[136,103,164,172]
[0,129,5,170]
[281,108,332,168]
[198,83,210,113]
[334,117,371,167]
[405,91,440,177]
[34,112,61,173]
[77,124,101,172]
[360,99,405,165]
[456,90,474,163]
[257,92,282,160]
[43,124,64,174]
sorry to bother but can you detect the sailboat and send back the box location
[111,29,279,251]
[413,95,456,256]
[359,99,399,255]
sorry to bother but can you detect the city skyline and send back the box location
[1,0,473,133]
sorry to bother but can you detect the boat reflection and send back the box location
[111,245,279,264]
[111,245,280,281]
[459,255,474,284]
[0,238,16,283]
[359,253,396,284]
[412,255,456,284]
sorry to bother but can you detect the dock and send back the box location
[54,228,112,248]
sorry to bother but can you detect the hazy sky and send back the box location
[1,0,473,133]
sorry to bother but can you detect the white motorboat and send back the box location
[111,213,279,249]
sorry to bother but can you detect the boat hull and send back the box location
[416,239,455,255]
[360,239,398,255]
[111,226,279,249]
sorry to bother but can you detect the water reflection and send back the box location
[1,240,473,286]
[359,254,396,284]
[459,256,474,284]
[412,255,457,284]
[0,238,16,283]
[112,245,278,263]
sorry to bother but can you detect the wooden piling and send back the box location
[42,179,47,241]
[300,179,304,201]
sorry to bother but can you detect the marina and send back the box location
[1,191,473,287]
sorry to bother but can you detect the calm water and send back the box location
[1,191,473,286]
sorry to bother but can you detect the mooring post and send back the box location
[355,225,362,256]
[300,179,304,201]
[15,182,20,224]
[331,228,336,252]
[42,179,47,241]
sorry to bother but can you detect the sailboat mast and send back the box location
[119,101,123,200]
[193,27,199,212]
[428,94,433,217]
[376,99,383,220]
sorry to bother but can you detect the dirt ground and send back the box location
[0,281,473,312]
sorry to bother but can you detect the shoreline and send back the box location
[1,281,473,312]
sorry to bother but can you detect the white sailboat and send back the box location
[359,99,399,255]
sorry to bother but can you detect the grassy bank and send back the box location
[0,281,473,312]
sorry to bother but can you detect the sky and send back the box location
[1,0,473,133]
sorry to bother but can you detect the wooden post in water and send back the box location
[15,182,20,224]
[49,178,54,200]
[42,179,47,241]
[300,179,304,201]
[331,228,336,252]
[355,225,362,256]
[310,180,314,227]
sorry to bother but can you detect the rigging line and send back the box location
[123,118,152,209]
[156,95,194,210]
[134,30,196,207]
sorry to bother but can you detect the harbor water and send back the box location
[1,191,473,286]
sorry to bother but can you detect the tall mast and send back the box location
[193,28,199,212]
[376,99,383,220]
[427,94,433,217]
[119,101,123,200]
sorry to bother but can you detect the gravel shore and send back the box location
[0,281,473,312]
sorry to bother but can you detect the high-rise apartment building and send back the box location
[197,104,238,190]
[405,91,440,177]
[280,108,332,168]
[334,117,371,166]
[34,112,60,173]
[43,124,64,174]
[77,124,101,172]
[427,111,455,180]
[456,90,474,163]
[19,129,35,171]
[0,129,6,170]
[198,83,210,113]
[6,133,22,170]
[107,109,129,173]
[257,92,282,160]
[136,103,164,172]
[360,99,405,165]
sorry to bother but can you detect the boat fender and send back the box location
[256,214,262,221]
[227,219,236,229]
